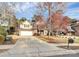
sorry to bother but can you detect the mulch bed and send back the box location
[36,36,68,43]
[58,46,79,50]
[2,41,14,45]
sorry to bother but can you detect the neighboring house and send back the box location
[0,12,9,27]
[66,25,75,35]
[72,22,79,36]
[0,9,17,28]
[0,19,9,26]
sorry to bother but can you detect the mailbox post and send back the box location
[67,37,74,48]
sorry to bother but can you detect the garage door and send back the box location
[19,31,33,36]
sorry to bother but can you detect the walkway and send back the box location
[0,36,79,57]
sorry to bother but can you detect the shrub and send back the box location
[33,33,40,36]
[11,35,19,44]
[0,26,7,36]
[0,26,7,44]
[8,27,15,35]
[0,35,5,44]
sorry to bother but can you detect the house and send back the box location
[32,20,47,36]
[36,20,47,35]
[32,15,48,36]
[19,20,33,36]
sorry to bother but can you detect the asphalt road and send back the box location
[52,53,79,57]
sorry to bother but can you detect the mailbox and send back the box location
[68,38,74,44]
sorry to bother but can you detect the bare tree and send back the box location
[0,2,18,28]
[36,2,67,36]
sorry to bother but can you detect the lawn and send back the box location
[36,35,79,43]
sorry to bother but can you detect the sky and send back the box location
[15,2,79,20]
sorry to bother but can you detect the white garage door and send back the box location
[19,31,33,36]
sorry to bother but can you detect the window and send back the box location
[24,24,29,27]
[40,30,44,32]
